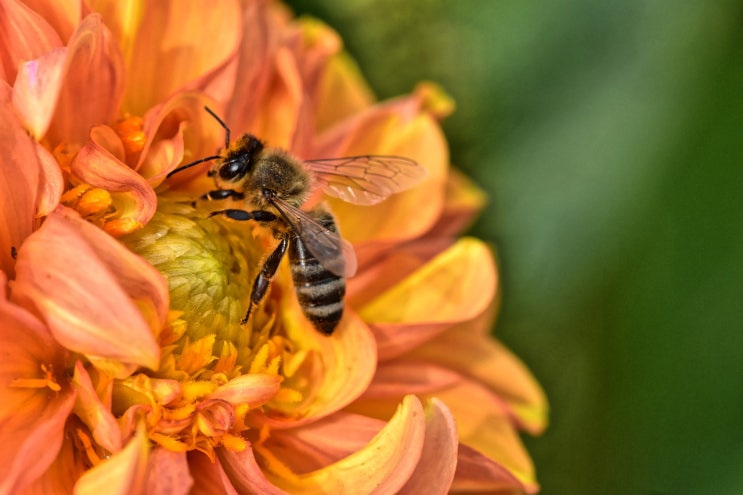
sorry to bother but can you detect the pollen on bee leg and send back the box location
[10,363,62,392]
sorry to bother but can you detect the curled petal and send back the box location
[210,374,281,408]
[144,448,193,495]
[34,142,64,216]
[71,125,157,231]
[188,451,239,495]
[11,207,163,372]
[0,0,63,83]
[398,399,459,495]
[0,85,41,276]
[71,361,122,454]
[267,395,426,494]
[359,237,496,360]
[362,361,462,399]
[73,424,150,495]
[216,447,289,495]
[20,0,81,42]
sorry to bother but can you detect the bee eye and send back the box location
[219,160,246,181]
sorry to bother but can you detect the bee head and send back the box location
[213,134,264,184]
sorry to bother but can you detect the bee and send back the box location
[167,107,426,335]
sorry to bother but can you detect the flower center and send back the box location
[118,195,303,457]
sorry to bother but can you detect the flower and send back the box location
[0,1,547,494]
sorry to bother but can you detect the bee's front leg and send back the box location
[200,189,245,201]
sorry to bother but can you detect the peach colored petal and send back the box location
[21,0,81,42]
[359,237,496,360]
[144,448,193,495]
[18,435,83,494]
[410,327,549,435]
[45,14,125,147]
[398,398,459,495]
[452,444,537,494]
[34,141,64,216]
[433,380,539,493]
[73,425,150,495]
[266,395,426,494]
[10,207,162,372]
[0,0,63,83]
[265,412,383,472]
[210,373,281,407]
[362,361,462,399]
[216,447,289,495]
[119,0,241,115]
[188,451,239,495]
[256,302,376,427]
[0,84,41,276]
[0,286,76,494]
[12,46,66,139]
[71,361,123,454]
[139,92,224,183]
[71,125,157,228]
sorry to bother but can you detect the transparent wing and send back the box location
[305,155,426,205]
[270,197,357,278]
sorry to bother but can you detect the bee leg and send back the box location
[208,209,277,222]
[243,235,289,325]
[200,189,245,201]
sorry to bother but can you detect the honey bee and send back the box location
[167,107,426,334]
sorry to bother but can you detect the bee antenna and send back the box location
[204,106,231,149]
[166,155,221,178]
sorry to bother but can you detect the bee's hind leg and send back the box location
[242,235,289,325]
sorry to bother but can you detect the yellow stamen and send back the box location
[10,364,61,392]
[75,428,103,466]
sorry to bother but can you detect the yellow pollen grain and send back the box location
[274,387,303,404]
[113,115,147,159]
[76,188,113,216]
[222,433,248,452]
[181,380,217,402]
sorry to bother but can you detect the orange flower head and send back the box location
[0,1,547,493]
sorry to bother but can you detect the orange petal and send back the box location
[73,424,150,495]
[11,206,163,372]
[409,325,548,435]
[432,379,539,492]
[314,51,374,133]
[215,447,289,495]
[426,168,488,238]
[18,433,85,494]
[21,0,81,42]
[362,361,462,399]
[209,374,281,408]
[0,285,76,494]
[118,0,240,115]
[359,237,496,360]
[45,14,125,147]
[398,399,459,495]
[0,85,41,276]
[71,125,157,230]
[144,448,193,495]
[188,450,240,495]
[0,0,63,83]
[72,361,123,454]
[265,395,426,494]
[453,444,538,494]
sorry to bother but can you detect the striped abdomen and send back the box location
[288,219,346,335]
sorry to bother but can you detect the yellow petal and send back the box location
[359,237,496,360]
[71,361,123,454]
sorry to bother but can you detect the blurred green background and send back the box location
[287,1,743,493]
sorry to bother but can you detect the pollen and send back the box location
[112,115,147,163]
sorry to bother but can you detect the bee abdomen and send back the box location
[289,253,345,335]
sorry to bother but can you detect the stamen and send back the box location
[10,364,62,392]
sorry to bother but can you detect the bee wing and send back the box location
[305,155,427,205]
[270,197,358,278]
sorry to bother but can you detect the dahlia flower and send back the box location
[0,1,547,493]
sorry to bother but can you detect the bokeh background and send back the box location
[286,1,743,493]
